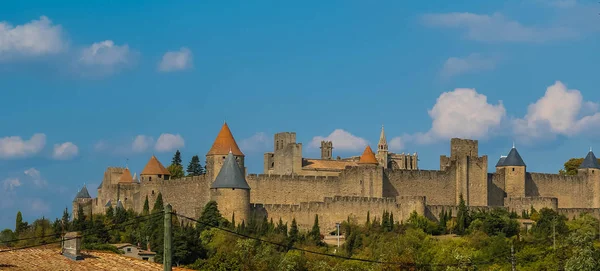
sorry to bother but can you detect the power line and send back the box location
[174,213,507,268]
[0,212,163,253]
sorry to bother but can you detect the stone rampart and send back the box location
[558,208,600,220]
[384,169,455,205]
[425,205,496,221]
[504,197,558,214]
[526,173,591,208]
[247,173,340,205]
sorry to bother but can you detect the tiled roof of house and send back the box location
[211,152,250,190]
[358,146,378,164]
[207,122,244,156]
[0,247,192,270]
[303,159,357,170]
[141,156,170,176]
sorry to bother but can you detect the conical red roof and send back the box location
[358,146,378,164]
[207,122,244,156]
[141,155,171,175]
[119,168,134,183]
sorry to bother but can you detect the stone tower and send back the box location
[502,144,527,198]
[376,125,389,168]
[357,145,383,197]
[320,141,333,160]
[578,149,600,208]
[206,122,245,181]
[140,156,171,182]
[72,185,93,220]
[210,151,251,226]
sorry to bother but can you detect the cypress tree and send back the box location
[288,218,299,248]
[152,193,164,214]
[389,212,394,231]
[309,214,321,243]
[15,211,25,234]
[106,205,114,221]
[197,201,223,232]
[366,211,371,227]
[455,194,470,235]
[382,210,390,232]
[61,208,70,232]
[231,213,236,229]
[142,196,150,215]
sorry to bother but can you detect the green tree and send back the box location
[559,157,600,175]
[61,208,70,232]
[142,196,150,215]
[172,149,182,166]
[167,164,185,179]
[197,201,224,233]
[152,193,164,214]
[186,155,204,176]
[309,214,322,245]
[455,194,470,235]
[15,211,27,235]
[287,218,299,248]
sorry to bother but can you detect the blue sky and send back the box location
[1,0,600,229]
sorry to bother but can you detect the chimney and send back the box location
[62,232,83,260]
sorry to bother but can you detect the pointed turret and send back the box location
[378,125,388,151]
[119,168,134,183]
[73,185,91,202]
[207,122,244,156]
[579,150,600,169]
[376,125,389,168]
[211,152,250,190]
[358,145,378,165]
[140,155,171,181]
[503,147,526,167]
[495,156,507,167]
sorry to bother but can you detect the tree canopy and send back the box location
[559,157,600,175]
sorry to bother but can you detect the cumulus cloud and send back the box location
[389,137,405,151]
[396,88,506,146]
[76,40,137,75]
[440,53,497,79]
[512,81,600,142]
[421,12,577,43]
[0,133,46,159]
[2,178,21,191]
[93,140,109,152]
[239,132,271,153]
[132,135,154,153]
[0,16,66,59]
[310,129,369,152]
[24,168,47,188]
[52,142,78,160]
[155,133,185,152]
[158,47,193,72]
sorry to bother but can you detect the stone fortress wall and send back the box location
[74,123,600,232]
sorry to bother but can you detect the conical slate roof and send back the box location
[73,185,91,201]
[207,122,244,156]
[495,156,507,167]
[503,147,526,167]
[579,150,600,169]
[141,156,170,175]
[211,151,250,190]
[104,200,112,207]
[358,146,378,164]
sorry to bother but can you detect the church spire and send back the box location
[378,125,388,152]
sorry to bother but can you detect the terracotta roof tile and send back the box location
[119,168,134,183]
[207,122,244,156]
[141,156,171,176]
[358,146,378,164]
[0,247,192,270]
[303,159,357,170]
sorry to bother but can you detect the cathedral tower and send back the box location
[210,151,251,226]
[320,141,333,160]
[375,125,389,168]
[206,122,245,181]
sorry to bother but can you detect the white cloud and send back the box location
[2,178,21,191]
[401,88,506,145]
[0,133,46,159]
[158,47,193,72]
[440,53,497,79]
[239,132,271,153]
[310,129,369,152]
[0,16,66,59]
[52,142,79,160]
[24,167,47,188]
[155,133,185,152]
[77,40,137,75]
[389,137,405,151]
[29,198,50,213]
[132,135,154,153]
[421,12,577,43]
[93,140,109,152]
[512,81,600,142]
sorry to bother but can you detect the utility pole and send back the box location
[164,204,172,271]
[511,244,516,271]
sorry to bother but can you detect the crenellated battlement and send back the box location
[246,173,340,183]
[139,174,210,187]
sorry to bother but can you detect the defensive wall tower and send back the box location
[320,141,333,160]
[497,145,526,198]
[440,138,488,206]
[577,149,600,208]
[210,151,251,226]
[206,122,245,181]
[139,156,171,182]
[265,132,303,174]
[73,185,93,220]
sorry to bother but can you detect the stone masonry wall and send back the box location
[384,169,456,205]
[252,195,426,233]
[246,174,341,205]
[504,197,558,214]
[139,175,212,219]
[526,173,591,208]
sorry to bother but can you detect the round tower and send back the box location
[206,122,245,181]
[210,151,251,226]
[503,144,526,198]
[140,155,171,182]
[577,148,600,208]
[72,185,93,220]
